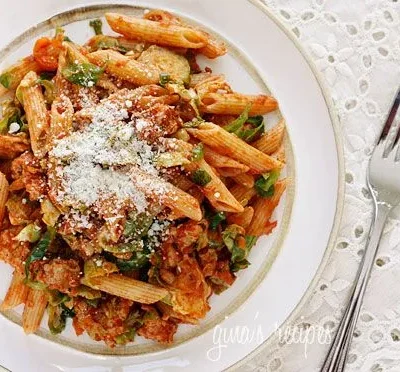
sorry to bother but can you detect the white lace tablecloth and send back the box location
[234,0,400,371]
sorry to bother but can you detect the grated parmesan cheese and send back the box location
[49,100,164,214]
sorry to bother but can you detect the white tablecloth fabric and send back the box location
[234,1,400,371]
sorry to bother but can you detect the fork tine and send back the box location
[378,88,400,146]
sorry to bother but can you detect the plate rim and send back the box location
[227,0,345,369]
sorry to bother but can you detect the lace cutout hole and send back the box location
[372,31,386,42]
[376,256,390,266]
[370,330,383,343]
[337,241,349,250]
[383,10,394,23]
[371,364,383,372]
[345,99,358,111]
[280,10,291,20]
[362,187,372,199]
[345,172,354,183]
[357,249,364,257]
[364,20,372,31]
[391,329,400,341]
[355,226,364,238]
[346,24,358,35]
[301,11,315,21]
[359,79,369,94]
[328,55,335,63]
[292,27,300,38]
[363,54,372,68]
[366,101,378,115]
[360,313,374,322]
[323,320,335,330]
[378,47,389,57]
[269,358,282,371]
[347,354,357,363]
[324,13,337,23]
[354,329,361,338]
[320,284,328,291]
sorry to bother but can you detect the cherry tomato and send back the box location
[33,37,63,71]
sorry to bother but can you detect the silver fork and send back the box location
[321,88,400,372]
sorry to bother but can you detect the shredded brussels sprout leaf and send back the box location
[191,169,212,186]
[191,143,204,162]
[254,170,280,198]
[0,73,12,89]
[25,227,56,278]
[89,19,103,35]
[223,106,264,142]
[62,62,104,87]
[209,212,226,231]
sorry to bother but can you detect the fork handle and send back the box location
[321,202,391,372]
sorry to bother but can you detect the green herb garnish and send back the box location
[191,143,204,162]
[222,225,257,272]
[48,303,75,335]
[159,73,170,87]
[39,71,56,80]
[0,73,12,89]
[209,212,226,231]
[223,106,264,142]
[25,227,56,277]
[191,169,212,186]
[254,170,280,198]
[89,19,103,35]
[62,62,104,87]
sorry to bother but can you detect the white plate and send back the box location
[0,1,343,371]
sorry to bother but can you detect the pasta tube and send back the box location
[0,271,29,310]
[105,13,208,49]
[187,122,283,173]
[0,56,40,91]
[0,172,9,224]
[18,71,50,158]
[86,274,169,304]
[199,93,278,116]
[253,119,285,154]
[247,179,287,237]
[22,288,48,334]
[87,50,160,86]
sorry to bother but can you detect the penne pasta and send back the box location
[63,42,88,64]
[272,143,286,164]
[204,146,249,176]
[143,9,227,59]
[188,159,244,213]
[0,56,40,91]
[170,174,194,192]
[187,122,283,173]
[87,50,160,86]
[129,167,202,221]
[18,71,50,158]
[22,288,48,334]
[49,95,74,145]
[229,183,257,207]
[231,173,255,189]
[0,172,9,225]
[86,274,169,304]
[253,118,285,154]
[105,13,208,49]
[226,206,254,230]
[247,179,287,237]
[199,92,278,116]
[0,270,29,310]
